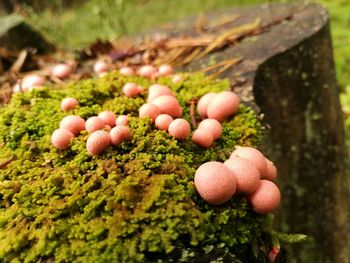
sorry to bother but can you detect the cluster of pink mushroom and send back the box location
[194,146,280,214]
[51,97,131,156]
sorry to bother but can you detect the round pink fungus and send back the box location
[59,115,85,136]
[198,119,222,140]
[194,161,237,205]
[192,129,214,148]
[61,97,79,111]
[268,247,279,263]
[197,92,216,118]
[248,180,281,214]
[22,74,45,91]
[120,67,134,76]
[85,116,106,133]
[138,65,156,78]
[86,130,111,156]
[110,126,132,146]
[168,118,190,140]
[224,156,261,194]
[207,91,240,121]
[51,128,74,150]
[148,84,175,101]
[152,95,182,117]
[172,75,182,84]
[157,64,174,76]
[263,158,277,181]
[123,82,140,97]
[98,111,116,127]
[155,114,173,131]
[139,103,161,123]
[93,60,109,74]
[51,63,72,79]
[115,115,129,126]
[230,146,267,175]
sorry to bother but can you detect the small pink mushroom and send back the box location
[230,146,267,176]
[197,93,216,118]
[120,67,134,76]
[168,118,190,140]
[155,114,173,131]
[263,158,277,181]
[12,84,21,93]
[85,116,106,133]
[148,84,175,101]
[152,95,183,117]
[123,82,140,98]
[172,75,182,84]
[51,63,72,79]
[51,128,74,150]
[115,115,129,126]
[138,65,157,78]
[61,98,79,111]
[86,130,111,156]
[139,103,161,123]
[59,115,85,136]
[268,247,279,263]
[248,180,281,214]
[198,119,222,140]
[194,161,237,205]
[110,126,132,146]
[98,111,116,127]
[157,64,174,76]
[207,91,240,121]
[22,74,46,91]
[224,156,261,194]
[192,129,214,148]
[93,60,109,74]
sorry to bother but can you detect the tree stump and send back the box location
[141,3,350,263]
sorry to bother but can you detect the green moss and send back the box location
[0,71,282,262]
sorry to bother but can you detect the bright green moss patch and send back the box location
[0,72,283,262]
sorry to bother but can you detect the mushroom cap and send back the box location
[230,146,267,175]
[115,115,129,126]
[248,180,281,214]
[172,75,182,84]
[197,92,217,118]
[155,114,174,131]
[51,63,71,79]
[61,98,79,111]
[123,82,140,98]
[224,156,261,194]
[148,84,175,101]
[139,103,161,123]
[157,64,174,76]
[22,74,45,91]
[51,128,74,149]
[120,67,134,76]
[207,91,240,121]
[194,161,237,205]
[268,247,279,263]
[98,111,116,127]
[93,61,109,74]
[138,65,157,78]
[152,95,183,117]
[59,115,85,136]
[110,126,132,146]
[168,118,190,140]
[198,119,222,140]
[85,116,106,133]
[86,130,111,156]
[263,158,277,181]
[192,129,214,148]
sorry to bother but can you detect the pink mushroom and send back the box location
[157,64,174,76]
[110,126,132,146]
[230,146,267,175]
[152,95,183,117]
[138,65,157,78]
[93,60,109,74]
[197,93,216,118]
[51,128,74,150]
[268,247,279,263]
[224,156,261,194]
[263,158,277,181]
[207,91,240,121]
[194,161,237,205]
[137,86,145,93]
[98,111,116,127]
[86,130,111,156]
[197,119,222,140]
[148,84,175,101]
[155,114,173,131]
[51,63,72,79]
[12,84,21,93]
[172,75,182,84]
[168,118,190,140]
[61,98,79,111]
[123,82,140,98]
[248,180,281,214]
[59,115,85,136]
[22,74,46,91]
[115,115,129,126]
[120,67,134,76]
[192,129,214,148]
[85,116,106,133]
[139,103,161,123]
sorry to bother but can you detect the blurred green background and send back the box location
[5,0,350,145]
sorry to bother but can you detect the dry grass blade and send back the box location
[165,37,214,48]
[9,49,28,73]
[194,13,206,34]
[177,48,202,66]
[208,57,242,79]
[204,14,240,30]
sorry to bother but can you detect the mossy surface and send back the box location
[0,72,277,262]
